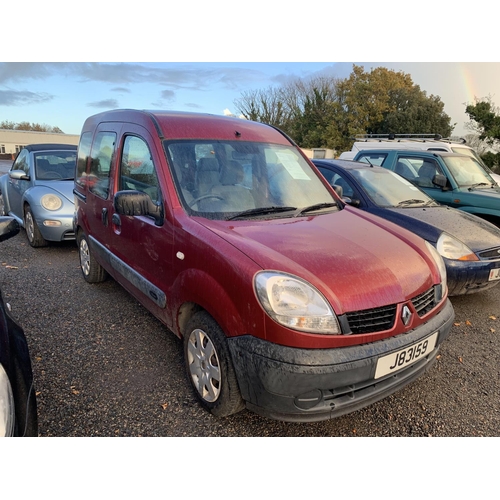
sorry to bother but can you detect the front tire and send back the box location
[24,205,48,248]
[184,311,245,417]
[78,231,107,283]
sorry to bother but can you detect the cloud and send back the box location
[87,99,119,109]
[161,89,175,101]
[111,87,131,93]
[184,103,203,109]
[0,89,54,106]
[0,62,268,92]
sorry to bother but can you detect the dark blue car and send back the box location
[0,217,37,436]
[313,159,500,296]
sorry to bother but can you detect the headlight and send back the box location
[254,271,340,334]
[0,363,15,437]
[436,233,478,261]
[41,194,62,211]
[425,241,447,300]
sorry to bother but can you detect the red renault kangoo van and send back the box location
[73,109,454,422]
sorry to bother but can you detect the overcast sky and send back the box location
[3,2,498,139]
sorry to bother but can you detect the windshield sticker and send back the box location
[275,152,311,180]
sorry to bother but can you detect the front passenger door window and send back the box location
[119,136,161,204]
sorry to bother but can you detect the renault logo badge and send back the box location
[402,305,412,326]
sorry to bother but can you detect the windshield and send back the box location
[165,140,337,220]
[350,167,436,207]
[442,155,495,188]
[35,151,76,181]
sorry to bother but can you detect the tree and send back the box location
[0,120,64,133]
[465,96,500,146]
[233,64,454,154]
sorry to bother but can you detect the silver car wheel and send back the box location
[25,210,35,243]
[186,328,221,403]
[79,237,91,276]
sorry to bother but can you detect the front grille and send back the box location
[411,286,436,316]
[345,305,397,334]
[478,247,500,260]
[343,286,437,335]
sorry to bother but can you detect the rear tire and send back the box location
[184,311,245,417]
[78,231,107,283]
[24,205,48,248]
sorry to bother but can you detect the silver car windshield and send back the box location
[443,156,495,188]
[35,152,76,181]
[350,168,437,207]
[165,140,337,219]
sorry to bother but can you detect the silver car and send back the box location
[0,143,77,247]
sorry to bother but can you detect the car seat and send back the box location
[417,161,438,187]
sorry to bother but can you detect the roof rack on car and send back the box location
[352,133,467,144]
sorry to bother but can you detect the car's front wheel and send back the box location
[24,205,48,247]
[78,231,108,283]
[184,311,245,417]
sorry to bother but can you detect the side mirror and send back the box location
[0,216,20,242]
[114,190,163,226]
[332,184,343,197]
[9,170,30,181]
[344,197,361,207]
[433,173,448,190]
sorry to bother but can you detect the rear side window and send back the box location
[357,153,387,166]
[89,132,116,199]
[75,132,93,187]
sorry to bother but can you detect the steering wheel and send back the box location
[189,194,224,208]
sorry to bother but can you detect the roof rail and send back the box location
[352,133,467,145]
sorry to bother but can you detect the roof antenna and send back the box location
[235,131,241,137]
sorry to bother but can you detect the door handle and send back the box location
[101,208,108,226]
[112,213,121,226]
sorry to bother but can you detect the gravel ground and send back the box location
[1,230,499,437]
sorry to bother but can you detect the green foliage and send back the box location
[234,64,454,154]
[480,151,500,173]
[466,98,500,145]
[0,120,64,133]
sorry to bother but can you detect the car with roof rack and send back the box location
[73,109,454,423]
[340,133,500,185]
[353,149,500,228]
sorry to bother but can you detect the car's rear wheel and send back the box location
[24,205,48,248]
[78,231,107,283]
[184,311,245,417]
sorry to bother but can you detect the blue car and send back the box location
[0,143,77,247]
[313,159,500,296]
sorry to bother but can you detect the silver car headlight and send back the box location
[0,363,15,437]
[436,233,478,261]
[254,271,340,334]
[41,194,62,211]
[425,241,447,301]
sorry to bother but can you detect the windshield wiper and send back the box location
[294,202,338,217]
[396,199,428,207]
[468,182,493,191]
[226,206,297,221]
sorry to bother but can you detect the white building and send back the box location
[0,129,79,158]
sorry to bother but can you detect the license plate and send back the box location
[374,332,438,379]
[489,268,500,281]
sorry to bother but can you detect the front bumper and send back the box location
[36,213,75,241]
[228,299,455,422]
[446,258,500,296]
